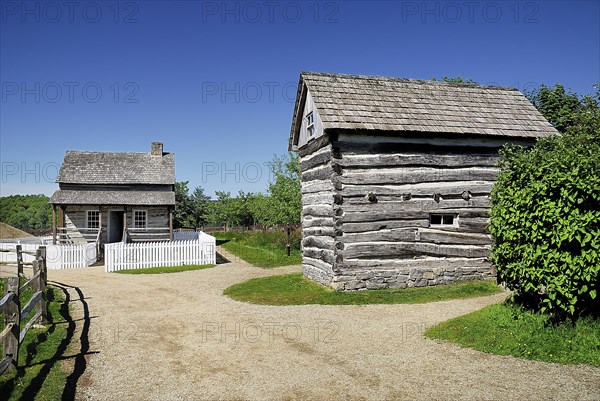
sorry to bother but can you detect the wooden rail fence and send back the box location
[0,247,48,375]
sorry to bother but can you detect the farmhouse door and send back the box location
[107,211,124,243]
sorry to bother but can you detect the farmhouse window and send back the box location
[429,214,457,227]
[133,210,147,229]
[86,210,100,228]
[307,112,315,137]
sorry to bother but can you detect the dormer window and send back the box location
[307,112,315,137]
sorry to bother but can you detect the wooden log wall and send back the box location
[299,137,337,285]
[299,132,505,290]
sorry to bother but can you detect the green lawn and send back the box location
[425,302,600,366]
[114,264,215,274]
[221,242,301,267]
[0,282,71,400]
[214,230,302,268]
[224,273,502,305]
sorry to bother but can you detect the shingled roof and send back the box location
[290,72,558,148]
[49,190,175,206]
[56,150,175,185]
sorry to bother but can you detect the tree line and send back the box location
[0,195,53,231]
[174,153,301,229]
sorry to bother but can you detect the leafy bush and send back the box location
[489,131,600,321]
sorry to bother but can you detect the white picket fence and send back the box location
[0,243,40,263]
[104,236,216,272]
[0,241,97,269]
[46,243,98,269]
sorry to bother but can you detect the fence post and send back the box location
[3,277,20,372]
[16,245,23,277]
[35,247,48,324]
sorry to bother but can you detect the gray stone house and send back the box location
[289,72,558,290]
[49,142,175,245]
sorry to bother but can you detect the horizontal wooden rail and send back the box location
[0,292,15,310]
[20,291,42,321]
[19,272,41,293]
[0,249,37,257]
[20,311,42,343]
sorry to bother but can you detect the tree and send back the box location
[0,195,53,232]
[264,152,301,226]
[235,191,256,228]
[174,181,195,228]
[247,193,271,227]
[207,191,233,229]
[190,186,211,228]
[525,84,585,133]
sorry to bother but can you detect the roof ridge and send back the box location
[65,150,171,155]
[300,71,520,91]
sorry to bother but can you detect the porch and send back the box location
[50,205,175,246]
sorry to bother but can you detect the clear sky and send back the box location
[1,0,598,198]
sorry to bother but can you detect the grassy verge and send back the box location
[425,302,600,366]
[224,273,502,305]
[114,264,215,274]
[0,280,70,400]
[214,230,302,268]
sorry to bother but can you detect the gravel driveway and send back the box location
[47,249,600,401]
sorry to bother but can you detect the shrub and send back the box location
[489,130,600,321]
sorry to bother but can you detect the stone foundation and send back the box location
[302,264,333,287]
[304,264,495,291]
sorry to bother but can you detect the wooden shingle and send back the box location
[290,72,558,149]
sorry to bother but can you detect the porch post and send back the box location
[169,207,174,241]
[98,207,103,244]
[52,205,57,245]
[123,207,127,241]
[59,206,65,243]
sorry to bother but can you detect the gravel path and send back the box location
[47,249,600,401]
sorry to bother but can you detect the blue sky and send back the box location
[1,0,598,198]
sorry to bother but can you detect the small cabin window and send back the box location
[430,214,457,227]
[306,112,315,137]
[86,210,99,229]
[133,210,147,229]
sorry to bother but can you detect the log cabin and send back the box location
[289,72,558,290]
[49,142,175,245]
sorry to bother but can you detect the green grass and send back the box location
[214,230,302,268]
[0,282,71,400]
[114,264,216,274]
[221,242,301,267]
[224,273,502,305]
[425,302,600,366]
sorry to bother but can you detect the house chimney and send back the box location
[151,142,163,156]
